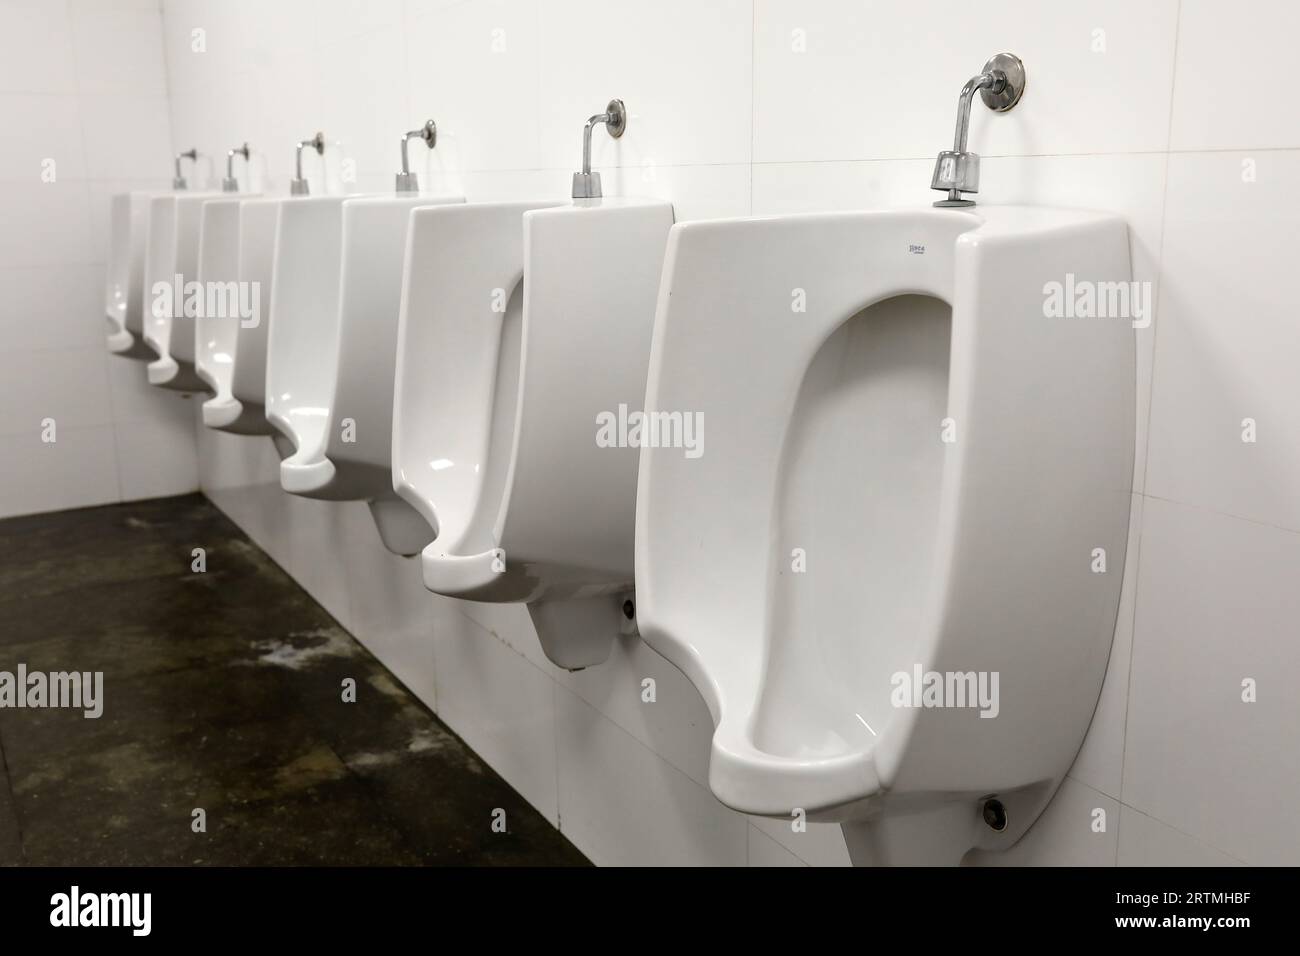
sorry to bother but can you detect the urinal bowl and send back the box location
[392,199,673,670]
[105,191,160,360]
[634,207,1135,864]
[264,195,352,470]
[143,191,220,392]
[271,193,463,556]
[195,194,276,436]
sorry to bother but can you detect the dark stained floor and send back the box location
[0,493,588,866]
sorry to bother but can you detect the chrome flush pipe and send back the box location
[173,148,198,190]
[290,132,326,196]
[571,99,627,199]
[396,120,437,194]
[930,53,1026,207]
[223,143,250,193]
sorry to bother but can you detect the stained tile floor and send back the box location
[0,493,588,866]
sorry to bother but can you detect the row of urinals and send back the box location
[103,72,1135,864]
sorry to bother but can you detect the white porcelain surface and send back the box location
[142,190,219,390]
[393,197,673,669]
[195,195,261,432]
[264,195,352,467]
[217,198,283,436]
[273,193,463,556]
[636,206,1134,863]
[104,192,143,355]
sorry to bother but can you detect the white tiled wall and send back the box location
[0,0,197,518]
[150,0,1297,865]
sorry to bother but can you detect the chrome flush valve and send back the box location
[290,132,326,196]
[572,99,627,199]
[931,53,1026,207]
[396,119,437,194]
[173,148,198,190]
[223,143,250,193]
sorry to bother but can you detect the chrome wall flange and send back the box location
[603,98,627,138]
[979,52,1026,111]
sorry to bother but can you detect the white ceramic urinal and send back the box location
[143,191,220,391]
[105,191,160,360]
[264,195,355,480]
[271,193,464,555]
[393,198,673,669]
[195,195,265,433]
[205,198,291,453]
[634,207,1135,865]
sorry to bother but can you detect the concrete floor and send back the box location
[0,494,588,866]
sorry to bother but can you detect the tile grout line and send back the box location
[1116,0,1184,844]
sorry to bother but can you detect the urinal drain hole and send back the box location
[621,599,635,620]
[982,798,1008,832]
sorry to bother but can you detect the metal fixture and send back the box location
[930,53,1026,207]
[290,131,326,196]
[223,143,250,193]
[571,99,627,199]
[173,148,198,190]
[982,797,1008,831]
[395,119,437,194]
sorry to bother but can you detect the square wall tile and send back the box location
[1068,494,1143,799]
[340,504,440,712]
[114,417,199,502]
[559,627,715,787]
[404,0,542,173]
[0,181,95,266]
[79,95,173,182]
[753,0,1178,163]
[1118,805,1244,866]
[1146,150,1300,532]
[0,93,86,183]
[554,684,748,865]
[432,610,560,825]
[537,0,753,169]
[70,3,169,97]
[750,815,852,867]
[1171,0,1300,151]
[1124,497,1300,865]
[0,265,103,352]
[0,425,120,518]
[0,347,113,437]
[0,0,77,94]
[748,825,806,866]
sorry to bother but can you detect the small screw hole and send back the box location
[982,798,1008,831]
